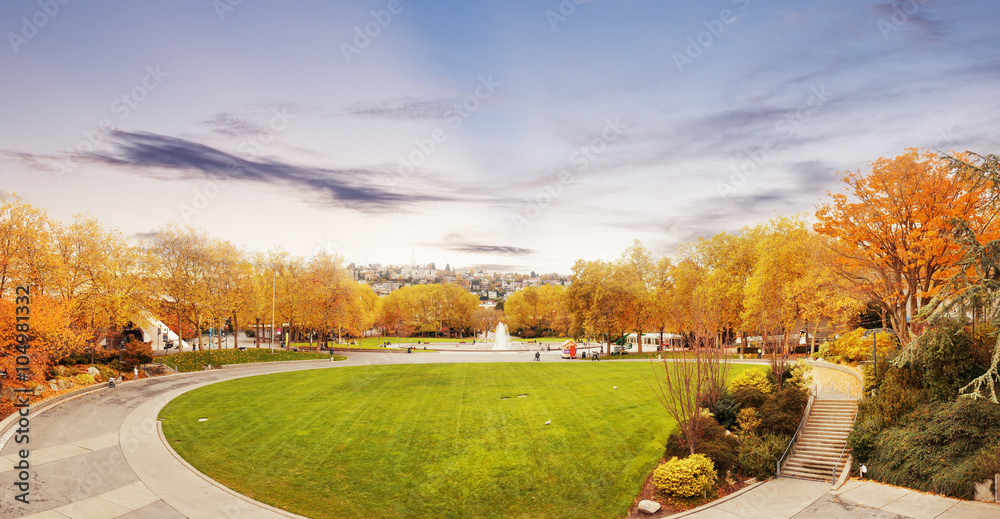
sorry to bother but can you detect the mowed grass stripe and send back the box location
[160,362,763,519]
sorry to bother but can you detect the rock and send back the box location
[87,366,100,378]
[49,381,59,392]
[744,477,757,485]
[55,365,66,376]
[57,378,73,391]
[637,500,660,514]
[1,387,14,401]
[33,385,46,396]
[974,478,996,502]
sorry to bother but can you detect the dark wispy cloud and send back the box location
[446,243,535,256]
[202,103,316,137]
[82,131,455,211]
[340,97,454,120]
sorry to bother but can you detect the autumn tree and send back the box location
[815,148,1000,347]
[919,152,1000,401]
[617,240,656,353]
[150,224,214,350]
[0,194,55,298]
[567,259,629,355]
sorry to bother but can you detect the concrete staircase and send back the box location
[780,398,858,482]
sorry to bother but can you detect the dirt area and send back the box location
[625,460,753,518]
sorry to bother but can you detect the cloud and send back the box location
[202,103,317,137]
[446,243,535,256]
[340,97,455,120]
[83,131,457,211]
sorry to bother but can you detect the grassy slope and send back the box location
[160,362,760,519]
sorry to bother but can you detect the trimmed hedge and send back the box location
[729,369,773,395]
[653,454,717,497]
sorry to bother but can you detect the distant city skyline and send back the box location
[2,1,999,272]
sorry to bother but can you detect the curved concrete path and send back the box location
[1,351,997,518]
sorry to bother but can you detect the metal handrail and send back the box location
[832,402,859,483]
[777,386,817,476]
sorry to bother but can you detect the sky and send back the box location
[2,0,999,273]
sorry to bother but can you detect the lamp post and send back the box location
[271,270,275,353]
[872,330,878,379]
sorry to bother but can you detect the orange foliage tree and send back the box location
[815,148,1000,346]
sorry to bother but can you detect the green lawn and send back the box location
[159,362,761,519]
[161,349,343,372]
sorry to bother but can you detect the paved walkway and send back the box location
[1,351,997,518]
[670,477,999,519]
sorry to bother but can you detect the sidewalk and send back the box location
[668,478,1000,519]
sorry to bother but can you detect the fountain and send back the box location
[475,322,517,350]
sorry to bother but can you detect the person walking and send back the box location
[534,351,541,361]
[133,366,139,381]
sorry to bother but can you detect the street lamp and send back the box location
[271,270,275,353]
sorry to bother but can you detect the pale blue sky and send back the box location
[2,0,998,272]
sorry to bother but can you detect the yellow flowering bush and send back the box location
[653,454,717,497]
[729,369,773,395]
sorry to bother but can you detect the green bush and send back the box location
[867,398,1000,499]
[917,321,980,402]
[759,386,809,436]
[850,363,926,466]
[732,387,767,409]
[710,390,740,430]
[653,454,717,497]
[730,369,773,395]
[736,432,790,480]
[76,373,95,385]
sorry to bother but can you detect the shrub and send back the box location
[653,454,717,497]
[786,360,813,390]
[729,369,773,395]
[759,386,809,436]
[849,363,925,466]
[732,386,767,409]
[122,339,154,370]
[736,432,790,480]
[866,398,1000,499]
[76,373,95,385]
[736,408,761,435]
[664,416,738,478]
[710,390,740,430]
[917,321,980,402]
